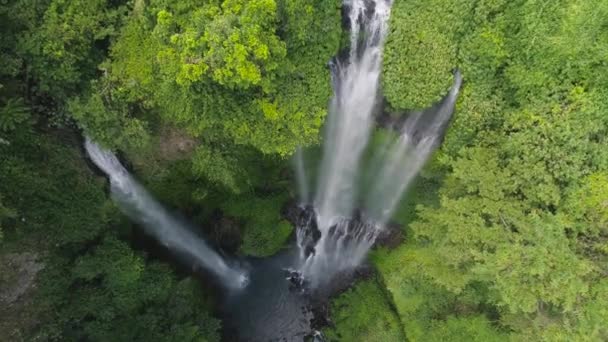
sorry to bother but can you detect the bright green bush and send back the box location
[323,278,405,342]
[222,194,292,257]
[382,0,460,110]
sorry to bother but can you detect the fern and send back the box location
[0,98,30,132]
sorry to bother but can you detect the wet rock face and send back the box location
[297,205,322,259]
[298,205,318,232]
[284,201,404,251]
[374,221,404,249]
[0,252,45,341]
[0,252,45,305]
[282,199,302,226]
[285,268,307,292]
[210,211,242,254]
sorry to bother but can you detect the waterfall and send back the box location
[314,0,392,228]
[295,0,462,287]
[365,72,462,224]
[293,147,309,205]
[84,139,248,290]
[297,0,393,287]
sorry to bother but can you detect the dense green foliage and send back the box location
[323,277,405,341]
[0,124,221,341]
[375,0,608,340]
[1,0,608,340]
[42,238,221,341]
[78,0,341,158]
[221,194,293,257]
[0,0,340,339]
[21,0,124,100]
[382,0,458,109]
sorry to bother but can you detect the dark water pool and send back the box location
[220,250,320,342]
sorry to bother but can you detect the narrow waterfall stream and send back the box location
[84,139,248,290]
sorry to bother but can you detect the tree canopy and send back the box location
[1,0,607,340]
[375,0,608,340]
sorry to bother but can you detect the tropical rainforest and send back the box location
[1,0,607,341]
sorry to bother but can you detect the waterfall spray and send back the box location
[293,147,309,205]
[296,0,393,287]
[84,139,248,290]
[294,0,462,287]
[365,71,462,224]
[314,0,392,228]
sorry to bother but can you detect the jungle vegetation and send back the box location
[1,0,607,341]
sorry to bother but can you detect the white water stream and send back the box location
[85,139,247,290]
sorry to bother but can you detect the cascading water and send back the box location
[295,0,462,287]
[315,0,391,226]
[298,0,393,287]
[365,72,462,224]
[84,139,248,290]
